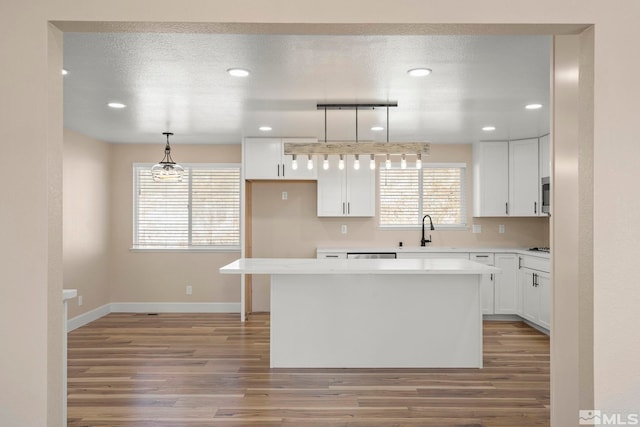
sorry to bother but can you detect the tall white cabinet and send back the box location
[473,138,540,217]
[317,155,375,217]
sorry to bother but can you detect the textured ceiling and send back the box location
[63,33,551,145]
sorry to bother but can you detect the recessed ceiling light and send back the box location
[259,126,272,132]
[107,102,126,109]
[61,69,68,76]
[227,68,250,77]
[525,103,543,110]
[371,126,384,131]
[407,68,432,77]
[482,126,496,131]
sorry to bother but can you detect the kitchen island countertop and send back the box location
[220,257,500,275]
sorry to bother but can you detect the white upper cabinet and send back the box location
[473,138,540,217]
[317,155,375,217]
[509,138,539,216]
[244,138,317,180]
[473,141,509,216]
[539,134,551,180]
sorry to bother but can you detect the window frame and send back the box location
[378,162,468,230]
[132,162,241,252]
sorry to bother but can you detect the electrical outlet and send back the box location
[341,224,347,234]
[282,191,288,200]
[472,224,481,234]
[499,224,505,234]
[78,295,83,306]
[186,285,193,295]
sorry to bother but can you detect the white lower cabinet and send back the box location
[518,255,551,330]
[316,248,550,332]
[493,254,520,314]
[470,253,495,315]
[537,272,551,329]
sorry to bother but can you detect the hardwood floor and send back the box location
[67,313,549,426]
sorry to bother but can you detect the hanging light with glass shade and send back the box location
[151,132,185,182]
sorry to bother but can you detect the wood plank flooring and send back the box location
[67,313,549,426]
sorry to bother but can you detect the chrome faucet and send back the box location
[421,214,435,246]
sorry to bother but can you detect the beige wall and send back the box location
[109,143,242,304]
[251,143,549,311]
[63,130,112,318]
[4,2,640,426]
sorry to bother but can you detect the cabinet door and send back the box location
[317,155,347,216]
[345,155,375,216]
[244,139,283,179]
[493,254,519,314]
[481,274,495,315]
[520,269,539,323]
[539,134,551,180]
[473,141,509,216]
[509,138,539,216]
[282,138,318,180]
[537,271,551,329]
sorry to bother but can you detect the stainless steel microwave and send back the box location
[541,176,550,214]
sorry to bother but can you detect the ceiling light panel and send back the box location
[407,68,432,77]
[227,68,250,77]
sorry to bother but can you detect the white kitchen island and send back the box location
[220,258,499,369]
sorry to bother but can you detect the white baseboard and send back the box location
[67,303,111,332]
[110,302,241,313]
[67,302,240,331]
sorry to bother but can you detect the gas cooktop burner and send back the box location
[528,247,550,253]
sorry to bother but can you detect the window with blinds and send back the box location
[379,163,467,228]
[133,163,240,249]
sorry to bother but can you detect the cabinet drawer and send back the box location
[470,252,495,265]
[397,252,469,260]
[519,255,550,273]
[317,252,346,259]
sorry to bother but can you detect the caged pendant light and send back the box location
[151,132,185,182]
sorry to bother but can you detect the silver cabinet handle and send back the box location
[505,202,509,215]
[475,255,489,258]
[342,202,345,214]
[348,202,350,215]
[282,163,285,178]
[277,164,280,177]
[534,201,537,214]
[518,257,522,269]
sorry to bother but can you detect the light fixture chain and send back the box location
[355,106,358,143]
[386,106,389,143]
[324,107,327,143]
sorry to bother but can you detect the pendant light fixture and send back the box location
[151,132,184,182]
[283,103,429,169]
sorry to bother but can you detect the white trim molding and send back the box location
[67,304,111,332]
[110,302,241,313]
[67,302,241,331]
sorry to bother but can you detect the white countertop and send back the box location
[317,246,551,259]
[220,258,500,275]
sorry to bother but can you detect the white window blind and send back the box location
[133,164,240,249]
[379,163,467,228]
